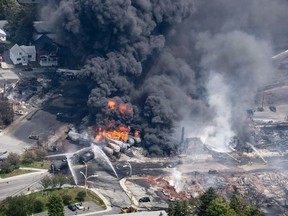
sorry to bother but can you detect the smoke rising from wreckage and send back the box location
[39,0,288,155]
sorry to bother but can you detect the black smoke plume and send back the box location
[40,0,288,154]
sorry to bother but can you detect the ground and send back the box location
[1,53,288,216]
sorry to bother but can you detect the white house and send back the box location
[0,20,7,42]
[10,44,36,65]
[39,55,58,67]
[0,29,6,42]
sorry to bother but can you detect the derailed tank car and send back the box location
[49,160,68,173]
[78,150,95,164]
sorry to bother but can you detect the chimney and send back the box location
[181,127,185,144]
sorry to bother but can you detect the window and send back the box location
[17,58,21,61]
[28,55,32,58]
[19,52,22,55]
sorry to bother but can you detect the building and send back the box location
[39,55,58,67]
[0,29,6,42]
[34,34,58,66]
[33,21,56,42]
[0,20,8,42]
[10,44,36,66]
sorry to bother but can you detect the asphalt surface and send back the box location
[0,168,48,201]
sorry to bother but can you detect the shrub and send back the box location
[21,151,35,164]
[34,149,47,161]
[62,194,72,205]
[76,191,86,202]
[33,199,44,213]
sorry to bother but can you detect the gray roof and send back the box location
[34,21,54,34]
[20,45,36,54]
[0,20,8,29]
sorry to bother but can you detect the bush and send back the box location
[33,199,44,213]
[21,151,35,164]
[76,191,86,202]
[34,149,47,161]
[62,194,72,205]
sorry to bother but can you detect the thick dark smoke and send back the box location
[40,0,288,155]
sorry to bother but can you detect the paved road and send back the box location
[0,168,48,201]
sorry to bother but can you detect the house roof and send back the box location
[34,34,58,52]
[10,44,36,56]
[10,44,23,56]
[0,20,8,29]
[0,29,6,37]
[34,21,54,34]
[20,45,36,54]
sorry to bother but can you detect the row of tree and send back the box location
[168,187,263,216]
[0,149,47,174]
[40,174,74,190]
[0,193,65,216]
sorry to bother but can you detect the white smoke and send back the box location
[168,168,184,193]
[199,72,235,152]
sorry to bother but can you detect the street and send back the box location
[0,168,48,201]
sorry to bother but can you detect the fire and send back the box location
[134,130,140,138]
[107,98,133,115]
[95,126,130,142]
[108,99,116,110]
[119,104,133,115]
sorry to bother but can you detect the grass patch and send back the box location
[21,160,51,169]
[0,169,37,178]
[29,188,106,212]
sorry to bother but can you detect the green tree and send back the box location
[6,5,36,44]
[198,187,219,215]
[230,189,243,215]
[168,201,189,216]
[0,0,19,20]
[206,197,237,216]
[21,151,35,164]
[33,199,44,213]
[0,100,14,126]
[51,175,59,189]
[47,194,64,216]
[0,152,21,173]
[55,174,67,188]
[244,205,264,216]
[7,152,20,167]
[62,194,72,205]
[3,195,34,216]
[34,149,47,161]
[76,191,86,202]
[40,175,51,190]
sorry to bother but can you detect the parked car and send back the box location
[139,197,150,202]
[68,205,77,211]
[22,67,33,71]
[208,170,219,174]
[75,202,84,210]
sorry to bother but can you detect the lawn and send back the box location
[21,160,51,169]
[0,169,37,178]
[29,188,106,211]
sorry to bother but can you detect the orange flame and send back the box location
[119,104,133,115]
[134,130,140,138]
[95,126,130,142]
[108,99,116,110]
